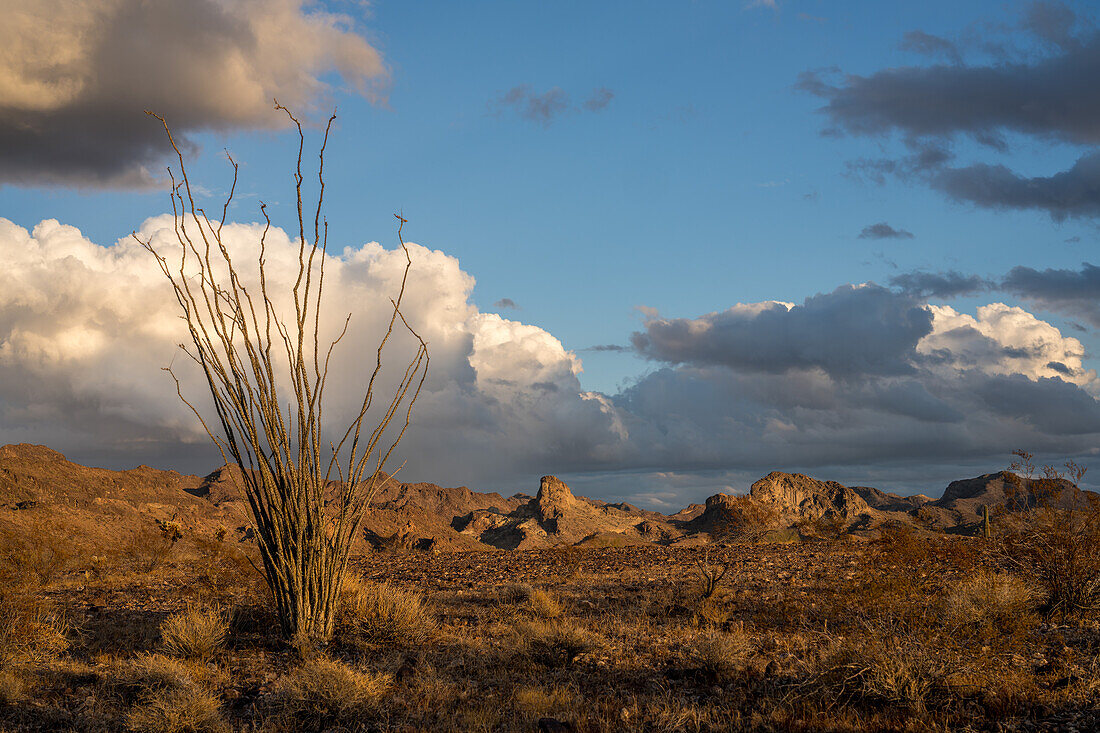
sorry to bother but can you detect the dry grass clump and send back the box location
[160,607,228,662]
[0,592,68,670]
[516,619,599,668]
[125,685,226,733]
[513,683,578,716]
[108,654,227,733]
[0,522,74,586]
[690,629,753,681]
[271,656,391,729]
[338,574,435,647]
[941,570,1035,635]
[496,583,534,604]
[526,588,564,619]
[0,669,27,705]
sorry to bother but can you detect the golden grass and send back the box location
[272,656,391,728]
[338,574,435,647]
[160,607,228,662]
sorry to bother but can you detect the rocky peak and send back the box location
[749,471,871,520]
[535,475,576,526]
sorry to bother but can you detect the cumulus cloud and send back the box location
[0,0,387,188]
[798,2,1100,220]
[859,222,914,240]
[0,216,623,483]
[1002,262,1100,326]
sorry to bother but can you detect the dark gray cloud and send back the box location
[632,285,934,379]
[585,344,629,352]
[859,222,915,240]
[583,87,615,112]
[0,0,387,188]
[890,271,991,298]
[899,30,962,64]
[798,3,1100,220]
[799,22,1100,145]
[493,298,519,310]
[932,153,1100,221]
[1002,262,1100,326]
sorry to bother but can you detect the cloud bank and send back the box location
[2,216,1098,501]
[0,0,387,188]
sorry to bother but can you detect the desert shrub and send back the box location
[338,574,434,646]
[517,619,599,667]
[941,570,1035,635]
[875,522,930,567]
[0,522,74,586]
[160,607,228,662]
[690,629,753,681]
[710,495,778,543]
[126,685,226,733]
[995,504,1100,618]
[526,588,563,619]
[806,618,953,717]
[272,657,390,729]
[0,591,68,670]
[124,525,179,573]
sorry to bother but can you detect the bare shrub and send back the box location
[160,607,228,662]
[126,685,226,733]
[272,656,390,728]
[941,570,1035,635]
[690,629,753,681]
[526,588,563,619]
[337,574,434,647]
[517,619,599,668]
[694,547,730,601]
[996,455,1100,618]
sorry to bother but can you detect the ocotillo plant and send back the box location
[135,106,428,642]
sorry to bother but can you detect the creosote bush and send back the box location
[160,607,228,662]
[337,574,434,647]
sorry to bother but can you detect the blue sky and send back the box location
[3,0,1100,504]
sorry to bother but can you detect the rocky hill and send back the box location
[2,443,1096,552]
